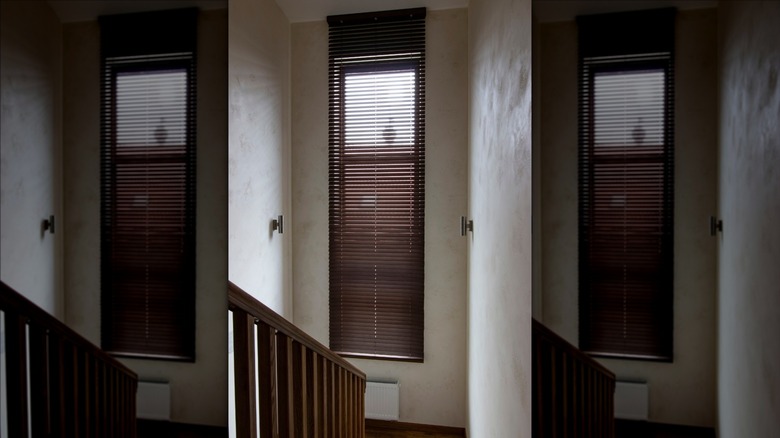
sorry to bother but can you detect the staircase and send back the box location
[0,281,138,437]
[229,282,367,437]
[533,318,616,438]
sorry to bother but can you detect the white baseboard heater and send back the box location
[365,380,400,421]
[615,381,648,421]
[137,381,171,421]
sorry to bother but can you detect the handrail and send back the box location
[533,318,615,438]
[229,281,366,437]
[0,281,138,437]
[229,282,365,379]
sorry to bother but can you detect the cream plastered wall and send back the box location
[227,0,290,432]
[717,2,780,436]
[537,9,718,427]
[228,0,292,315]
[290,9,469,427]
[62,9,228,426]
[532,15,543,320]
[467,0,533,435]
[0,1,63,316]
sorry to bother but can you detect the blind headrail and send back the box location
[228,281,366,380]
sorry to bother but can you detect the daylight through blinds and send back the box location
[578,9,675,361]
[100,9,197,360]
[328,8,426,361]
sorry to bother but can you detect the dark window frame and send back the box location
[328,8,426,362]
[100,9,198,361]
[577,9,676,362]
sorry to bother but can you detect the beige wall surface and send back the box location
[228,0,292,316]
[290,9,469,427]
[0,1,63,316]
[717,2,780,436]
[227,0,290,433]
[532,15,543,320]
[537,9,718,427]
[467,0,533,435]
[62,9,228,426]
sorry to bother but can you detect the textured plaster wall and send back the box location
[532,15,543,320]
[0,1,63,316]
[467,0,533,435]
[227,0,290,432]
[228,0,291,315]
[538,9,718,427]
[717,2,780,436]
[62,10,228,426]
[290,9,469,427]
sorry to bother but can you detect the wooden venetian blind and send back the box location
[577,9,675,361]
[100,9,197,360]
[328,8,426,361]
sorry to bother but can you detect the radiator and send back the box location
[365,381,400,421]
[137,381,171,420]
[615,381,648,420]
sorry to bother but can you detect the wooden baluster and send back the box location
[129,375,138,438]
[232,309,258,437]
[104,360,113,436]
[121,371,129,438]
[324,358,332,438]
[334,364,341,437]
[355,374,360,437]
[89,352,97,437]
[346,372,352,437]
[112,366,120,437]
[292,340,305,437]
[277,333,293,437]
[62,341,76,436]
[339,367,349,436]
[94,360,103,438]
[349,374,355,437]
[79,350,86,438]
[117,371,125,438]
[333,366,340,437]
[120,371,128,438]
[359,378,366,438]
[78,348,88,437]
[92,355,99,438]
[355,374,361,437]
[532,333,540,437]
[307,350,317,437]
[48,333,65,436]
[29,323,50,438]
[5,311,29,438]
[256,320,275,437]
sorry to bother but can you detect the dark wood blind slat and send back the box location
[578,9,675,361]
[100,10,197,361]
[328,8,426,361]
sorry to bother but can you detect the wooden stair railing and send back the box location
[0,281,138,437]
[533,318,615,438]
[229,281,366,437]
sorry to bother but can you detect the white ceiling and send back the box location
[47,0,718,26]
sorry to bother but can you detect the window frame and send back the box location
[100,53,197,361]
[578,51,675,362]
[327,8,426,362]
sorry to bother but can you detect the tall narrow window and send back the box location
[100,9,197,360]
[328,8,426,361]
[578,9,675,361]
